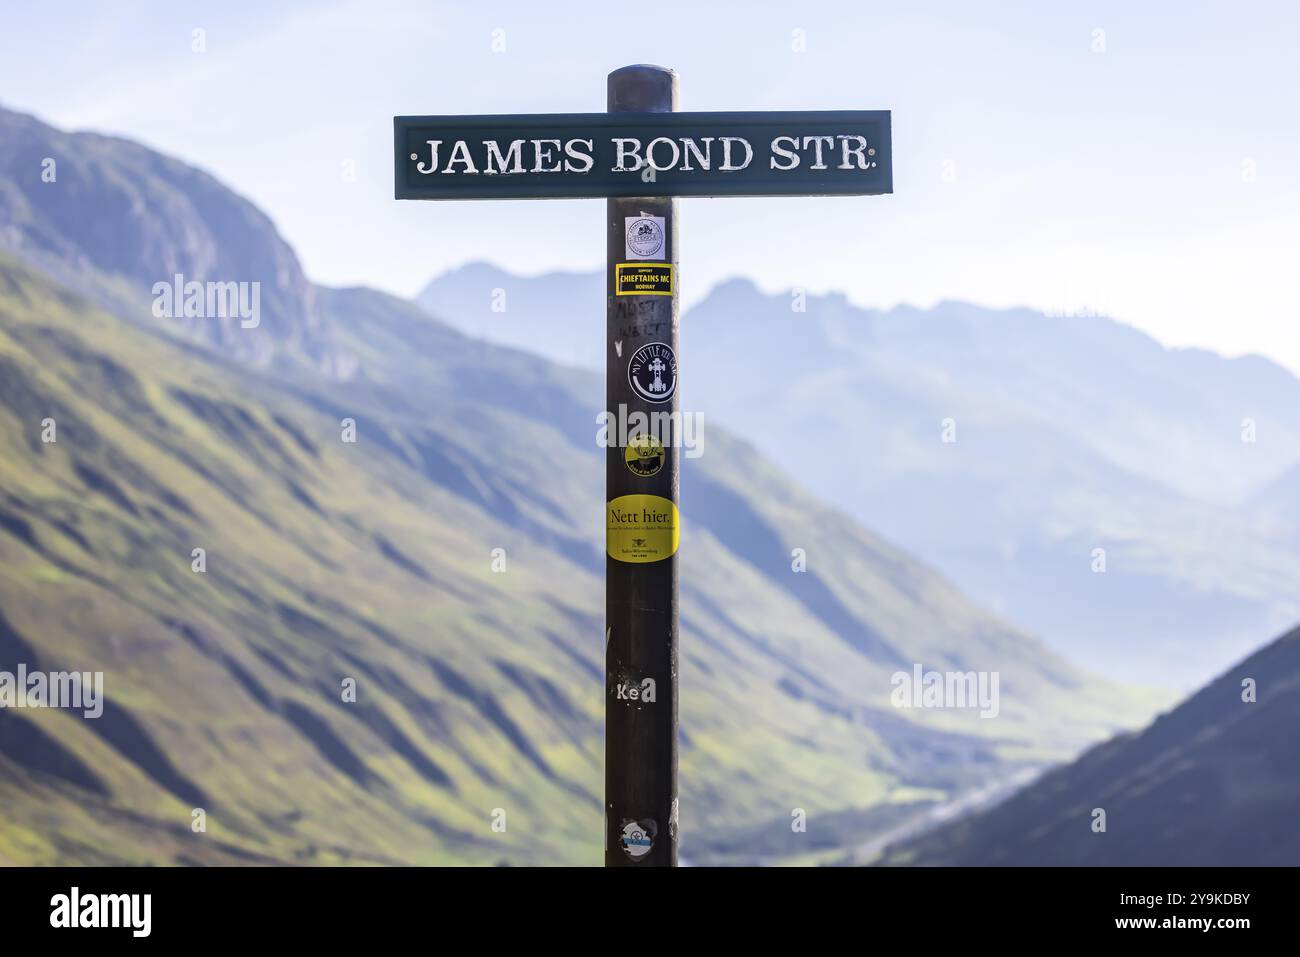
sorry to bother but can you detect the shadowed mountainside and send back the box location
[876,624,1300,866]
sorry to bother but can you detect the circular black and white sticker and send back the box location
[628,342,677,404]
[625,216,665,259]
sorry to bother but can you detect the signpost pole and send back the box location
[605,64,679,867]
[394,79,891,866]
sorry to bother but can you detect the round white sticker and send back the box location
[625,216,665,259]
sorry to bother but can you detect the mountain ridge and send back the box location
[0,103,343,372]
[876,622,1300,866]
[418,262,1300,687]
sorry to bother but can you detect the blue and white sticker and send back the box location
[620,819,656,860]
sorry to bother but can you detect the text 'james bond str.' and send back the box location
[394,111,892,200]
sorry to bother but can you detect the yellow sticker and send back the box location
[615,263,673,296]
[624,432,665,477]
[607,494,679,563]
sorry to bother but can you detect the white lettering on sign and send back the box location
[410,135,878,177]
[771,135,870,170]
[414,138,596,175]
[484,140,525,174]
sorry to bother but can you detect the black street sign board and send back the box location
[394,110,892,200]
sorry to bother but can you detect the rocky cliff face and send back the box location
[0,105,341,371]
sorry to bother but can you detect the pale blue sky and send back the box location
[4,0,1300,372]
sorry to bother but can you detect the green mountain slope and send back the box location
[876,624,1300,866]
[0,253,1160,864]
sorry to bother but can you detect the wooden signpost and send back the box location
[395,64,892,866]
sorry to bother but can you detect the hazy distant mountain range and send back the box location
[0,104,1165,865]
[420,263,1300,688]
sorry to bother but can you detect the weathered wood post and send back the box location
[604,64,679,867]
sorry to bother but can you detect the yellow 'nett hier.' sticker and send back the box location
[607,494,679,563]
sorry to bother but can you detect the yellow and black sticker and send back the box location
[607,494,679,563]
[615,263,673,296]
[624,432,665,477]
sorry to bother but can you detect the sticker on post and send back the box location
[614,676,657,703]
[616,263,673,296]
[627,342,676,403]
[620,819,656,861]
[607,494,679,563]
[624,432,665,477]
[625,215,665,259]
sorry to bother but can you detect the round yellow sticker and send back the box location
[607,494,679,563]
[624,432,665,477]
